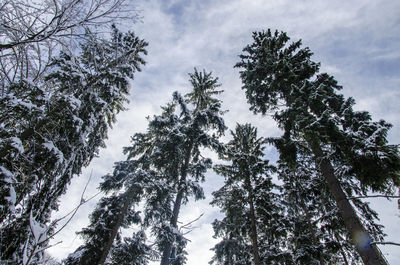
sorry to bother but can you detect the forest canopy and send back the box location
[1,1,399,265]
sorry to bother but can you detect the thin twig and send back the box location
[48,170,101,240]
[180,213,204,235]
[371,241,400,247]
[348,195,400,200]
[22,170,101,264]
[180,213,204,229]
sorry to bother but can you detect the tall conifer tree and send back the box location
[66,69,226,265]
[274,142,373,264]
[155,69,226,265]
[235,29,399,265]
[65,159,158,265]
[0,26,147,263]
[211,124,290,265]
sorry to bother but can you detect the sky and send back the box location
[48,0,400,264]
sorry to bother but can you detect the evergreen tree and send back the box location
[110,231,156,265]
[210,124,290,265]
[150,69,226,265]
[275,145,366,264]
[64,159,157,265]
[0,26,147,263]
[65,68,226,265]
[235,29,399,265]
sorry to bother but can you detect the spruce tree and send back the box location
[0,26,147,263]
[235,29,399,265]
[210,124,290,265]
[153,69,226,265]
[64,159,158,265]
[110,231,156,265]
[65,68,226,265]
[274,143,366,264]
[123,69,226,265]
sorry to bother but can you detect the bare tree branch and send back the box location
[46,170,101,241]
[22,170,101,264]
[348,195,400,200]
[0,0,140,92]
[371,241,400,247]
[0,0,136,50]
[179,213,204,236]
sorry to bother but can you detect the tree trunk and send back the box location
[97,190,134,265]
[306,136,387,265]
[160,141,193,265]
[160,186,184,265]
[244,172,261,265]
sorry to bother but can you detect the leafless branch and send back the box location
[348,195,400,200]
[179,213,204,236]
[371,241,400,247]
[47,170,101,241]
[21,169,101,264]
[0,0,140,92]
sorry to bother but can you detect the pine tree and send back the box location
[0,26,147,263]
[210,124,290,265]
[235,29,400,265]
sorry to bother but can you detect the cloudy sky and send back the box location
[48,0,400,264]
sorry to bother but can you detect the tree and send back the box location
[0,27,147,263]
[210,124,290,265]
[274,143,366,264]
[65,68,226,265]
[110,231,157,265]
[156,69,226,265]
[0,0,138,93]
[64,160,157,265]
[235,29,400,265]
[124,69,226,265]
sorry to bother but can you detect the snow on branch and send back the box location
[22,170,100,264]
[0,0,137,50]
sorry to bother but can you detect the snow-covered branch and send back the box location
[0,0,136,50]
[0,0,139,92]
[21,171,100,264]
